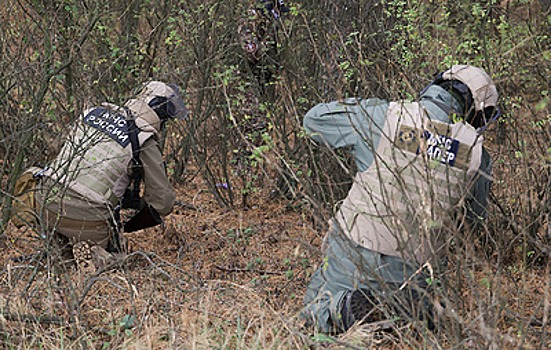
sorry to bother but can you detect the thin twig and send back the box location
[214,265,284,275]
[1,312,65,326]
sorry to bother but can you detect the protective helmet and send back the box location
[423,65,500,129]
[135,81,189,121]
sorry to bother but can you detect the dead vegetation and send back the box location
[1,0,550,349]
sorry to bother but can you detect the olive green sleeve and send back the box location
[139,138,175,216]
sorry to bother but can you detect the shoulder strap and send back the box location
[126,109,143,209]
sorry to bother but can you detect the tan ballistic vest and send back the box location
[335,101,483,263]
[45,103,155,207]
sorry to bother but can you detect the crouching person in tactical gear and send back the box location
[23,81,188,273]
[301,65,500,333]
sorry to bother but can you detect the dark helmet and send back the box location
[422,65,500,129]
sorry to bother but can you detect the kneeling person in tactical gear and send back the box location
[301,65,500,333]
[28,81,188,272]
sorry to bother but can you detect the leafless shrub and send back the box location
[0,0,549,349]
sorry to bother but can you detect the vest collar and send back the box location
[124,99,161,138]
[419,85,462,123]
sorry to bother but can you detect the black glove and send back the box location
[123,205,162,233]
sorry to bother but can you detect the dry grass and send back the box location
[1,173,549,349]
[0,1,549,349]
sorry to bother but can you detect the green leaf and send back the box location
[311,333,334,343]
[120,314,136,329]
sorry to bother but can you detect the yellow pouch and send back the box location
[10,167,42,228]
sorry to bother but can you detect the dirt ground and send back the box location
[0,172,549,349]
[0,173,331,348]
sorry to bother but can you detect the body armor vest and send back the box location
[335,101,484,263]
[45,103,155,207]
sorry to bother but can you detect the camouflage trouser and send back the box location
[302,221,430,333]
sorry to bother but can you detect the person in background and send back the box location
[13,81,188,272]
[301,65,500,333]
[232,0,290,207]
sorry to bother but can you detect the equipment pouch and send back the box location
[123,205,162,233]
[11,166,43,228]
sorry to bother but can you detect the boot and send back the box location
[73,241,118,273]
[339,289,379,331]
[72,241,96,274]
